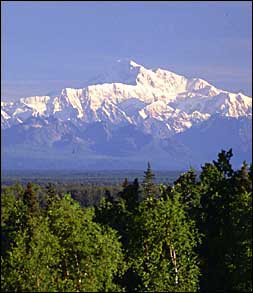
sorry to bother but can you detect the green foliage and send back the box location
[96,178,200,291]
[57,183,122,207]
[44,182,60,209]
[173,168,201,222]
[198,150,252,292]
[1,150,252,292]
[47,194,126,292]
[118,178,140,211]
[142,162,157,199]
[23,182,39,216]
[95,180,139,251]
[1,193,126,292]
[1,218,61,292]
[130,187,200,292]
[213,148,233,178]
[1,184,27,256]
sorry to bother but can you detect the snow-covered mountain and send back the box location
[1,60,252,169]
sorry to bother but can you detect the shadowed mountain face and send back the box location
[175,116,252,166]
[1,60,252,170]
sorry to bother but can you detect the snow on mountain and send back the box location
[186,78,220,95]
[1,109,11,120]
[97,99,133,126]
[20,96,50,116]
[219,93,252,117]
[172,91,252,118]
[1,60,252,139]
[52,88,84,119]
[145,101,175,119]
[1,109,11,129]
[1,107,23,130]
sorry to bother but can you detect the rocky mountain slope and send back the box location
[2,60,252,170]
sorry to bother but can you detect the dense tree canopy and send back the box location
[2,192,126,292]
[1,150,252,292]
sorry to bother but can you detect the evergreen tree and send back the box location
[226,162,252,291]
[104,188,114,203]
[198,150,252,292]
[122,178,129,188]
[23,182,39,216]
[95,179,142,290]
[2,150,252,292]
[213,148,233,178]
[233,161,252,193]
[45,183,59,207]
[173,167,201,221]
[96,178,141,249]
[119,178,140,211]
[142,162,156,199]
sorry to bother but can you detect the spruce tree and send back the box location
[198,150,252,291]
[45,183,59,209]
[122,178,129,188]
[23,182,39,216]
[120,178,140,211]
[174,167,201,221]
[104,189,114,203]
[142,162,156,199]
[213,148,233,178]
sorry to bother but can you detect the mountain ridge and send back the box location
[1,60,252,170]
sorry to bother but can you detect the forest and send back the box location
[1,149,252,292]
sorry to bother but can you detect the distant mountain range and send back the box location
[1,60,252,170]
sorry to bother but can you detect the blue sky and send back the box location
[2,1,252,99]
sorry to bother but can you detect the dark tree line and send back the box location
[1,149,252,292]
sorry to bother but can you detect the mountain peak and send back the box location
[2,59,252,169]
[129,60,142,68]
[1,59,252,132]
